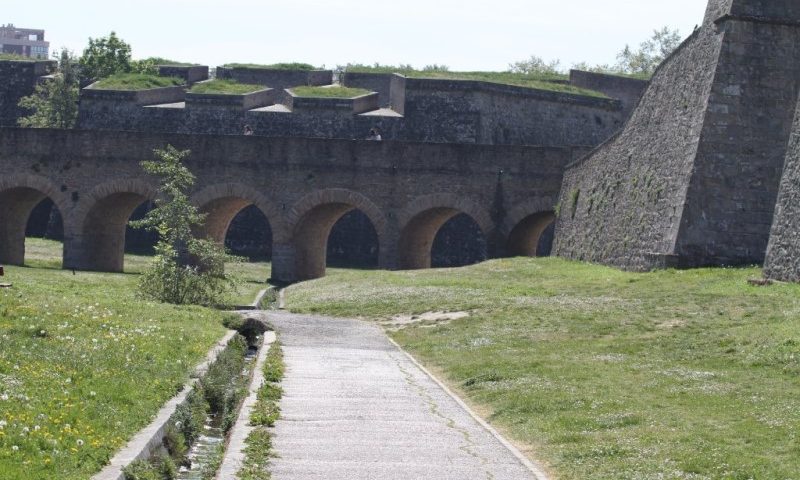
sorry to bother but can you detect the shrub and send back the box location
[130,145,240,306]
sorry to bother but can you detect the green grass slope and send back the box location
[0,239,269,479]
[285,257,800,479]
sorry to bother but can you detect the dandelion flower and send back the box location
[0,394,8,401]
[12,445,19,451]
[76,439,84,447]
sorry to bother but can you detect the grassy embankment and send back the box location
[344,65,607,98]
[285,257,800,479]
[90,73,184,90]
[189,80,264,95]
[290,86,371,98]
[0,238,269,479]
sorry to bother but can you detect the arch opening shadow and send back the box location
[294,203,382,281]
[0,188,64,266]
[507,211,556,257]
[326,209,379,269]
[82,193,150,272]
[225,205,273,261]
[399,208,487,270]
[432,213,488,268]
[125,201,159,255]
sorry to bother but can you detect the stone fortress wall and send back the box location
[0,59,55,127]
[71,64,639,147]
[4,0,800,281]
[0,128,583,283]
[553,0,800,275]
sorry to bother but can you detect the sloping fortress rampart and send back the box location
[553,0,800,279]
[2,0,800,282]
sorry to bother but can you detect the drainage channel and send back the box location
[177,344,259,479]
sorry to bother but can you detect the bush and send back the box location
[130,145,240,306]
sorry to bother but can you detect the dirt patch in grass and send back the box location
[380,311,470,331]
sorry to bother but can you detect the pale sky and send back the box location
[6,1,708,71]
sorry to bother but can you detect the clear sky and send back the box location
[6,0,708,71]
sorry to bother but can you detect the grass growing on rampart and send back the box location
[189,79,264,95]
[285,258,800,479]
[290,86,371,99]
[0,241,228,480]
[223,62,317,70]
[90,73,184,90]
[0,53,38,62]
[344,65,607,97]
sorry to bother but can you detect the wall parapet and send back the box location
[405,77,621,110]
[185,88,275,110]
[81,85,187,105]
[216,67,333,89]
[289,91,379,114]
[158,65,209,84]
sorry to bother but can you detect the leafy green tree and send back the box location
[17,48,79,128]
[130,145,239,306]
[508,55,562,75]
[79,31,132,83]
[615,27,682,76]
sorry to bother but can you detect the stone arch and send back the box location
[504,197,558,257]
[398,194,492,270]
[70,179,157,272]
[190,183,287,246]
[0,174,69,265]
[287,189,387,281]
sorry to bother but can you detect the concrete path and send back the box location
[267,312,546,480]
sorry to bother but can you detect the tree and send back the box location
[615,27,682,76]
[508,56,562,76]
[17,48,79,129]
[130,145,239,306]
[79,31,132,83]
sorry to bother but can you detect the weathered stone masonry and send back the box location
[0,128,581,282]
[0,60,55,127]
[554,0,800,270]
[764,97,800,282]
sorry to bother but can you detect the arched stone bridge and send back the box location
[0,128,584,282]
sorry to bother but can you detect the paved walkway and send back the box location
[267,312,546,480]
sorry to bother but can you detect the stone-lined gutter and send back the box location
[215,330,277,479]
[91,330,238,480]
[235,287,279,311]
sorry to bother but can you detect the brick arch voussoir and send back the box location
[0,173,73,234]
[190,183,288,243]
[399,193,493,235]
[68,178,159,231]
[287,188,388,240]
[503,196,557,237]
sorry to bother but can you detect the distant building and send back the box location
[0,24,49,59]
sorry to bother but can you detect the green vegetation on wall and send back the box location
[91,73,184,90]
[189,80,263,95]
[223,62,317,70]
[291,85,370,98]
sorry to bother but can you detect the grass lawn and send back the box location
[284,257,800,479]
[90,73,184,90]
[0,240,231,479]
[189,79,264,95]
[291,86,371,98]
